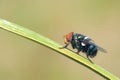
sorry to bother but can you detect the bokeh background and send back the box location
[0,0,120,80]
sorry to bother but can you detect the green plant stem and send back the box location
[0,18,119,80]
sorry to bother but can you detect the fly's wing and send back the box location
[84,36,94,43]
[81,37,94,46]
[77,34,94,43]
[84,38,94,43]
[79,34,107,53]
[96,45,107,53]
[89,42,107,53]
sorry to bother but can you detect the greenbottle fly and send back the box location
[61,32,107,62]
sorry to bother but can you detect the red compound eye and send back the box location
[64,32,73,44]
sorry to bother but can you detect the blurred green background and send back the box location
[0,0,120,80]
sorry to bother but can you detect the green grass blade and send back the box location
[0,18,119,80]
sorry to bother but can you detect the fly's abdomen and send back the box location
[87,45,98,58]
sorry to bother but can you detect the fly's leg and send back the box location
[76,49,81,54]
[87,55,93,63]
[59,44,69,49]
